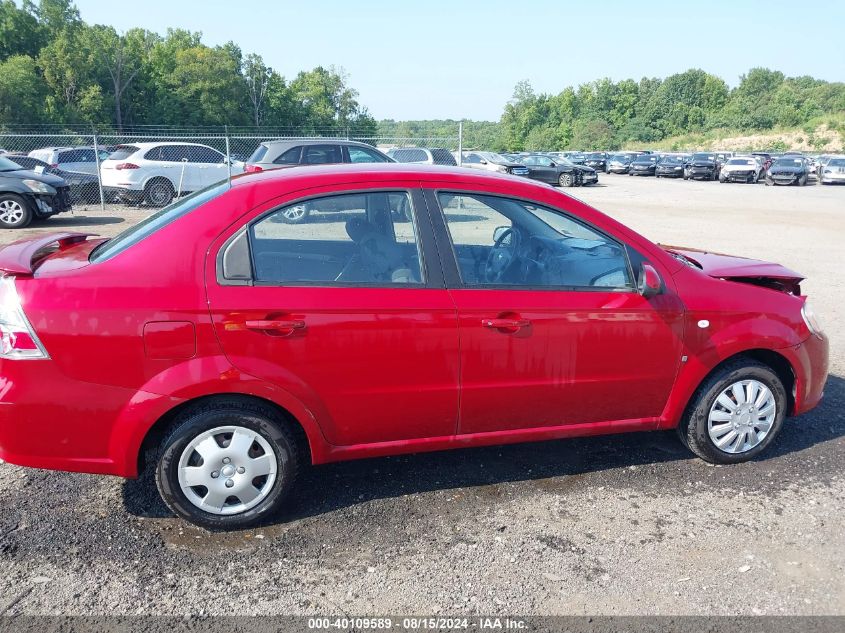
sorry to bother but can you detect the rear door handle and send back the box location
[482,317,530,331]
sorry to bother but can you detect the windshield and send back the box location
[828,158,845,167]
[90,181,229,263]
[659,156,682,164]
[585,153,605,159]
[692,153,715,162]
[0,156,24,171]
[727,158,755,166]
[773,158,803,167]
[634,156,657,163]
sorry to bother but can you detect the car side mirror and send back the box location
[493,226,510,243]
[480,159,488,165]
[638,263,662,298]
[549,162,557,167]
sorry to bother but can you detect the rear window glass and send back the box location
[430,149,456,165]
[89,181,229,263]
[248,144,268,163]
[273,146,302,164]
[108,146,139,161]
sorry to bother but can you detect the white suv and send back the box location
[100,142,244,206]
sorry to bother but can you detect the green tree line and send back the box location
[378,69,845,151]
[0,0,376,134]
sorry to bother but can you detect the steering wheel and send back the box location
[484,227,520,283]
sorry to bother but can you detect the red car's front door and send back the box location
[428,189,685,435]
[206,187,460,447]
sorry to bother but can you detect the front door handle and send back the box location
[482,317,530,332]
[244,319,306,334]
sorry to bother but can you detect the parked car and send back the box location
[0,154,73,228]
[27,146,112,176]
[684,153,720,181]
[607,153,637,174]
[719,156,764,184]
[460,152,529,177]
[0,163,827,529]
[386,147,457,166]
[628,154,659,176]
[245,139,392,174]
[100,142,245,207]
[654,155,686,178]
[820,156,845,185]
[5,154,104,203]
[765,156,812,186]
[583,152,608,172]
[518,153,598,187]
[751,152,773,174]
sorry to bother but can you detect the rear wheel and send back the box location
[155,398,302,529]
[679,360,786,464]
[558,172,573,187]
[0,193,33,229]
[144,179,175,207]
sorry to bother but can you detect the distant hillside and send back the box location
[381,69,845,153]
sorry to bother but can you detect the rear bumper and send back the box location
[0,359,140,476]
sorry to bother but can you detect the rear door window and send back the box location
[347,146,390,163]
[302,145,342,165]
[187,145,224,164]
[248,191,422,285]
[391,149,428,163]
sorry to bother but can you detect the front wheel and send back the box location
[679,360,786,464]
[0,193,33,229]
[155,398,302,529]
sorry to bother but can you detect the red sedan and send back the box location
[0,164,828,529]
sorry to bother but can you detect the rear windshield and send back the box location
[89,181,229,263]
[248,144,268,163]
[108,145,139,161]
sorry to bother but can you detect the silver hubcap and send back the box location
[283,205,306,221]
[178,426,277,515]
[0,199,25,224]
[561,175,571,186]
[708,380,776,454]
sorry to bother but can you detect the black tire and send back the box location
[679,359,787,465]
[144,179,175,207]
[558,172,573,187]
[799,175,808,187]
[0,193,33,229]
[155,397,302,530]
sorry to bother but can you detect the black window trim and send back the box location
[216,186,445,290]
[424,188,640,293]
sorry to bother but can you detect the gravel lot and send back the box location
[0,175,843,616]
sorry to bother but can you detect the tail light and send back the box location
[244,164,263,173]
[0,277,48,360]
[115,163,140,170]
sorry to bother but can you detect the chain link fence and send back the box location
[0,126,462,210]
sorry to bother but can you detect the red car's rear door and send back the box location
[205,185,459,447]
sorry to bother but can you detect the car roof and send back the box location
[259,138,378,148]
[117,142,219,149]
[230,163,547,195]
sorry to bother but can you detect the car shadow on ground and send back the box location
[31,215,126,227]
[122,374,845,524]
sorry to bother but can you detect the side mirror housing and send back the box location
[479,159,488,165]
[638,263,662,298]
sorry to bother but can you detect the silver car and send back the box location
[386,147,457,166]
[27,146,112,175]
[820,156,845,185]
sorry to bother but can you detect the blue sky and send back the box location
[73,0,845,121]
